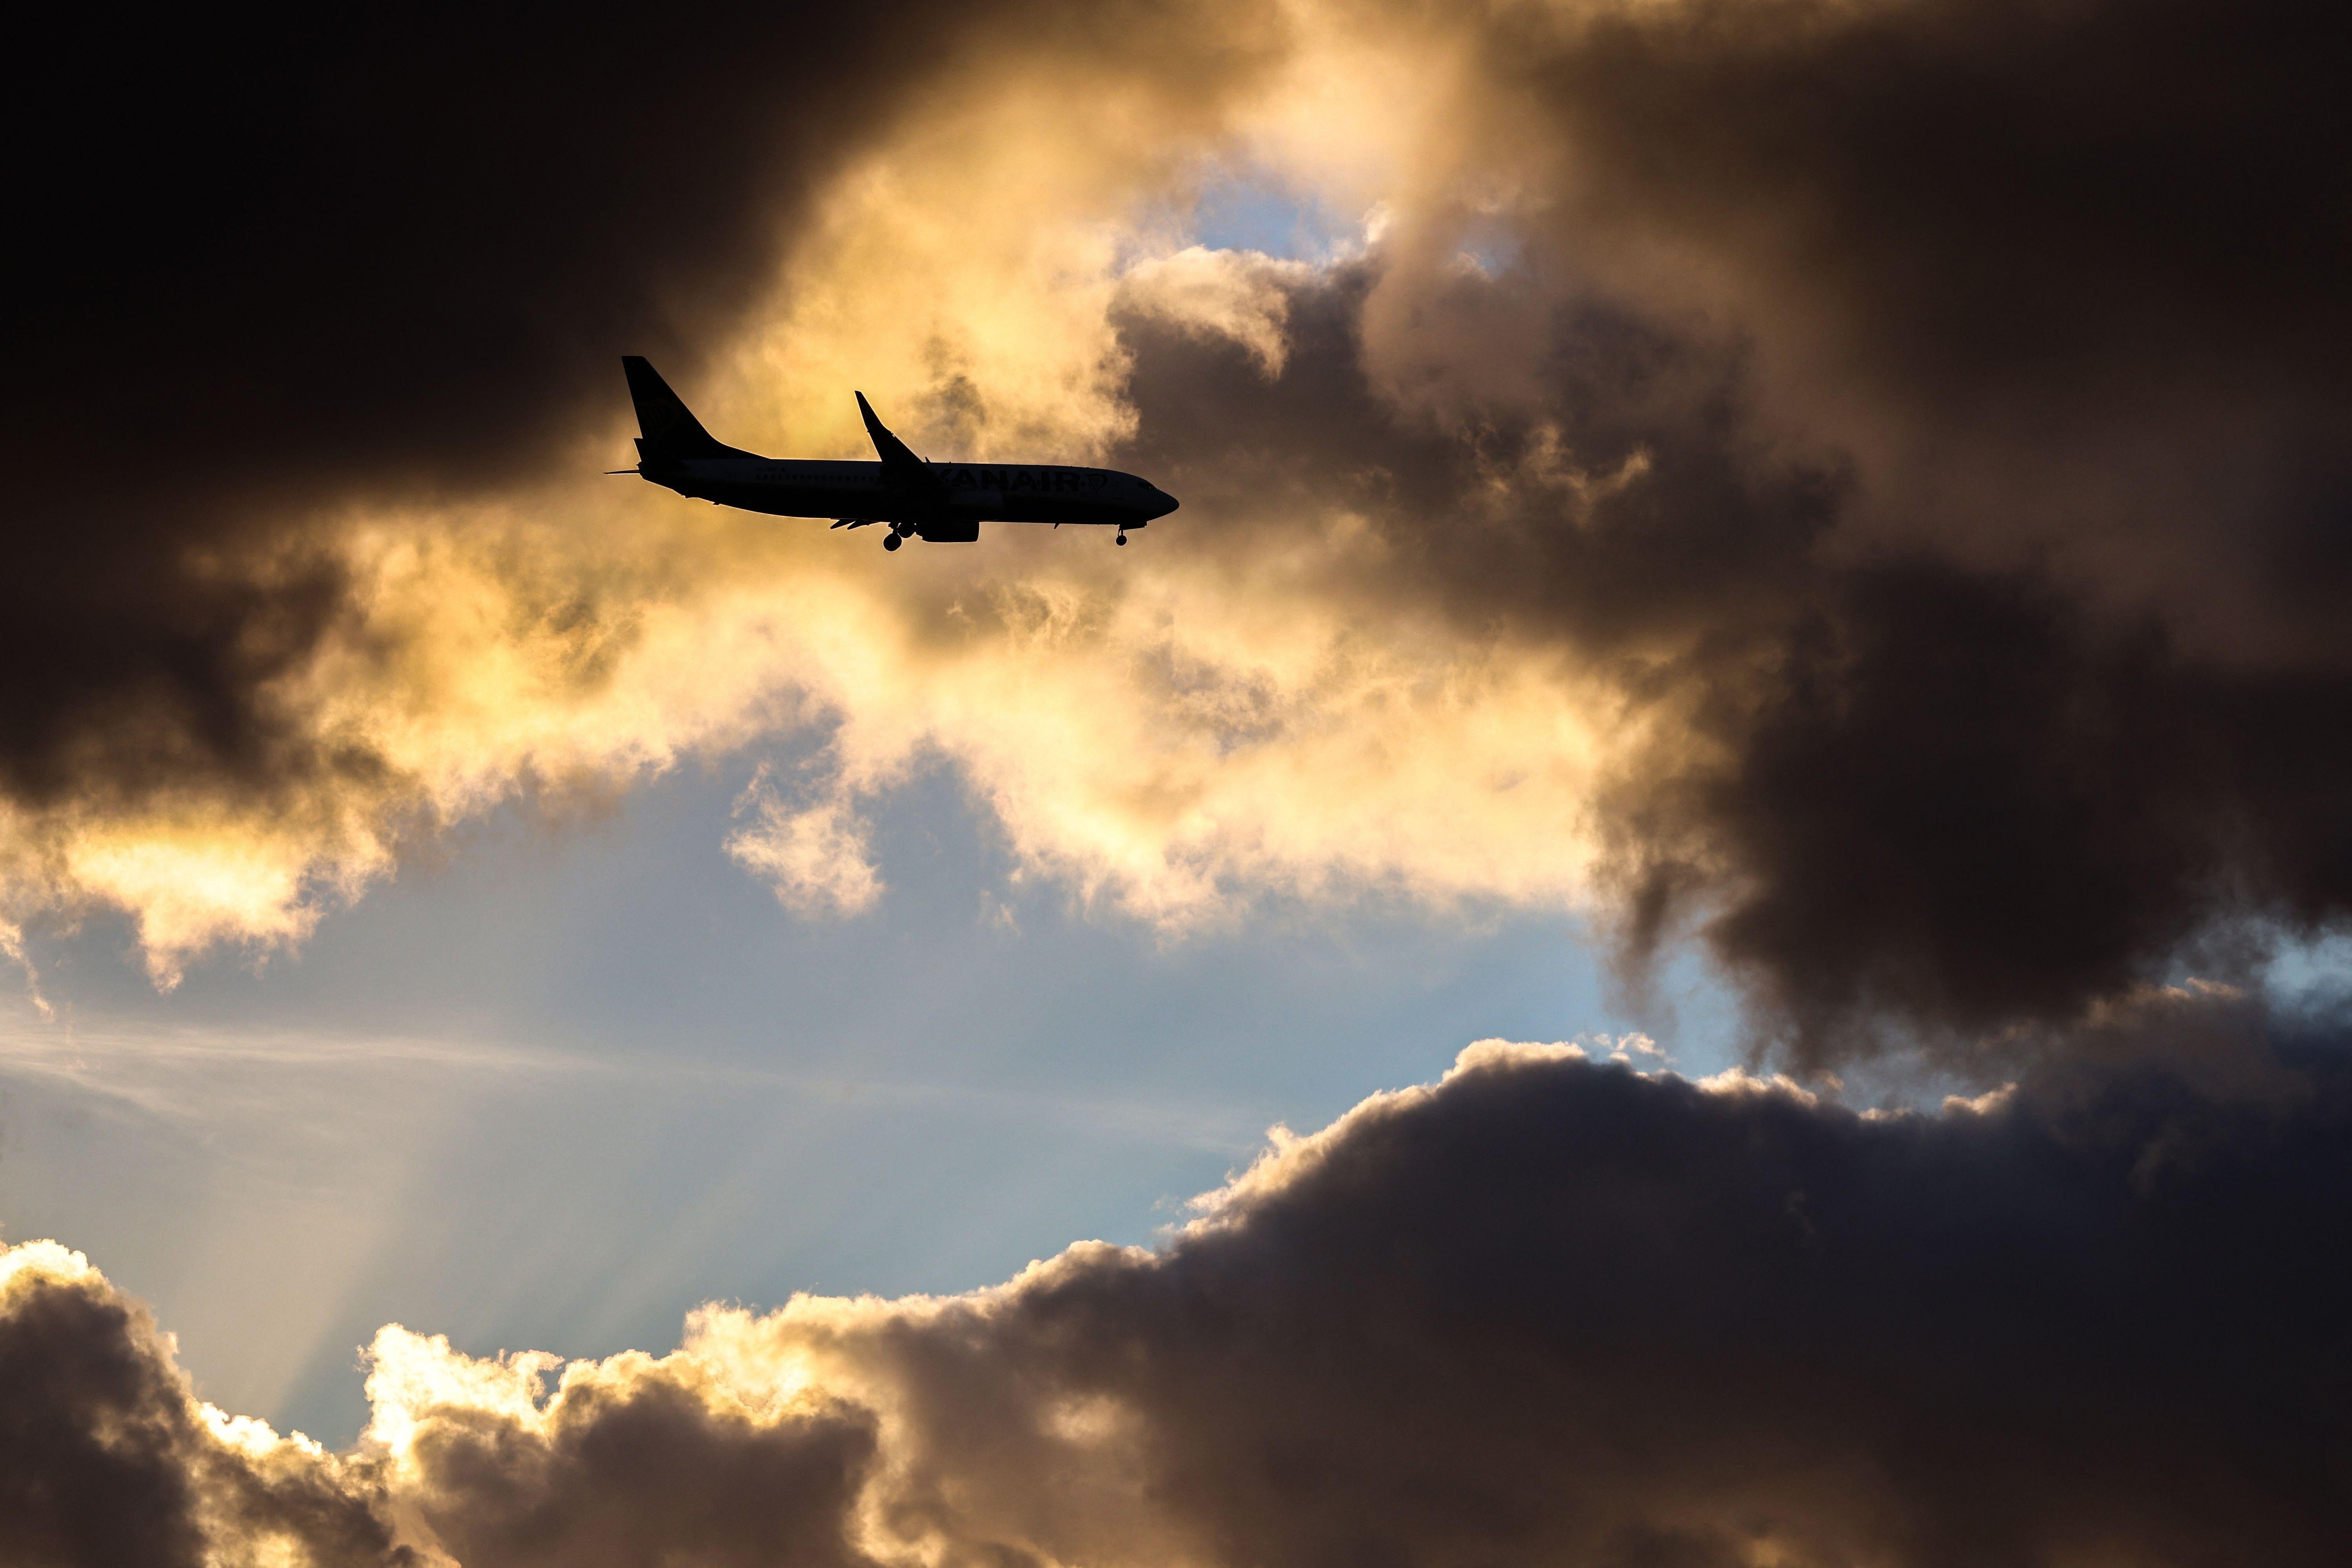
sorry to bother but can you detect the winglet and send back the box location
[855,391,929,478]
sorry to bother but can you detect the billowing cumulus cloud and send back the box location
[1420,0,2352,1053]
[9,0,2351,1054]
[0,1241,407,1566]
[7,992,2349,1564]
[1,0,1292,979]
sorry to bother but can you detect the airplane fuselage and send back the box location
[647,455,1177,540]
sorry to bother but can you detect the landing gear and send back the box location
[1115,529,1129,546]
[883,533,902,551]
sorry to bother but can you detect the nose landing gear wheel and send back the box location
[1115,532,1128,546]
[883,533,902,551]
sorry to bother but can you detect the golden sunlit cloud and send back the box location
[0,4,1661,984]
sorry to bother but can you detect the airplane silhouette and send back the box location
[617,357,1178,548]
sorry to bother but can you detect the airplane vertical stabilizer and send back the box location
[622,356,751,461]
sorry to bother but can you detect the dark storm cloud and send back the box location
[1503,0,2352,671]
[1513,0,2352,420]
[946,1012,2352,1566]
[1114,263,1842,650]
[0,1248,409,1567]
[1682,564,2352,1054]
[1107,0,2352,1054]
[9,1001,2348,1563]
[1526,0,2352,1051]
[398,1374,879,1568]
[1109,262,2352,1055]
[12,4,881,809]
[0,1242,882,1568]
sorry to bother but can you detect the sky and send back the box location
[2,754,1727,1444]
[4,1,2351,1564]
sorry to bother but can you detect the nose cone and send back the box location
[1148,488,1180,520]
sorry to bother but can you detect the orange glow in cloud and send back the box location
[0,5,1669,983]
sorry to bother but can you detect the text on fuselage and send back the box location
[948,466,1107,494]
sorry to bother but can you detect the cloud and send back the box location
[1394,0,2352,1049]
[10,0,2352,1061]
[7,992,2349,1564]
[730,764,885,916]
[1089,0,2352,1053]
[0,0,1287,936]
[366,1327,880,1568]
[0,1241,407,1568]
[1118,247,1316,375]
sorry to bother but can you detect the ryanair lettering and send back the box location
[950,467,1107,494]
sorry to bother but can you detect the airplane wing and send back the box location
[855,391,941,489]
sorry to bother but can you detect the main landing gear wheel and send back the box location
[883,533,903,551]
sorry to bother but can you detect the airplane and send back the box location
[616,356,1178,548]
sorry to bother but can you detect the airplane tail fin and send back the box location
[622,356,748,461]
